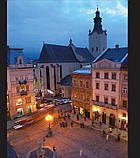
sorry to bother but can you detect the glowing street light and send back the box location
[45,115,53,129]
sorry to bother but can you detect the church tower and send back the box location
[89,7,107,58]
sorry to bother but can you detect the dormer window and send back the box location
[19,59,22,64]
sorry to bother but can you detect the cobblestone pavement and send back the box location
[69,114,128,142]
[7,104,127,158]
[42,118,128,158]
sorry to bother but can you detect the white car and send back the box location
[13,124,23,130]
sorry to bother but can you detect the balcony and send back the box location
[19,80,27,84]
[20,90,27,96]
[92,100,118,110]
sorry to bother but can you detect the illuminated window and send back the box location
[16,99,22,106]
[16,87,20,93]
[26,97,31,103]
[123,100,127,107]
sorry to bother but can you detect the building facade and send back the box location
[91,46,128,129]
[71,65,92,118]
[89,7,107,58]
[7,47,37,119]
[35,40,94,96]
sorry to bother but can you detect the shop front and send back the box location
[17,108,24,117]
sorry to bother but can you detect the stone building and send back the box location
[89,7,107,58]
[91,45,128,129]
[7,47,37,119]
[71,65,92,118]
[60,75,72,98]
[35,39,94,96]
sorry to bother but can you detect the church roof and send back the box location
[37,44,94,63]
[93,47,128,64]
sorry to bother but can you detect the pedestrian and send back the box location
[117,133,120,141]
[77,114,79,120]
[60,122,62,127]
[102,130,106,137]
[84,116,86,121]
[80,149,83,156]
[109,127,112,133]
[106,134,109,141]
[65,121,67,127]
[53,146,56,158]
[68,114,70,119]
[71,121,73,127]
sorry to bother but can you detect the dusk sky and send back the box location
[7,0,128,59]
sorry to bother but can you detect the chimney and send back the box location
[115,44,119,48]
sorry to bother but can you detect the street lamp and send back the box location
[45,114,53,129]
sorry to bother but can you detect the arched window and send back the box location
[46,66,50,89]
[60,65,62,79]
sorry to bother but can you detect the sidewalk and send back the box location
[69,113,128,142]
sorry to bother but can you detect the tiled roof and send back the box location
[7,142,19,158]
[93,47,128,63]
[37,44,94,63]
[60,75,72,86]
[120,56,128,69]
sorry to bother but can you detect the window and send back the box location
[16,87,20,93]
[16,99,22,106]
[104,84,108,90]
[40,70,42,78]
[60,65,62,79]
[74,80,76,86]
[122,113,126,117]
[26,97,31,103]
[96,95,99,102]
[96,83,100,89]
[26,85,29,91]
[54,66,56,90]
[111,98,116,105]
[80,81,82,87]
[96,72,100,78]
[21,85,24,91]
[104,72,109,79]
[112,84,116,92]
[25,75,28,80]
[112,73,116,79]
[92,48,94,52]
[104,97,108,104]
[16,76,19,81]
[123,100,127,108]
[46,66,50,89]
[19,59,22,64]
[96,47,98,51]
[20,76,23,80]
[80,64,82,68]
[86,81,89,88]
[124,74,128,80]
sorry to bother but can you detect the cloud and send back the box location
[116,1,128,17]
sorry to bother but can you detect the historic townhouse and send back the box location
[7,47,37,119]
[71,65,92,118]
[91,45,128,129]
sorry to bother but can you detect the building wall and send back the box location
[7,68,36,119]
[91,60,128,129]
[89,31,107,57]
[71,73,92,118]
[36,62,90,94]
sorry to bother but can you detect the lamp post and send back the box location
[45,115,53,129]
